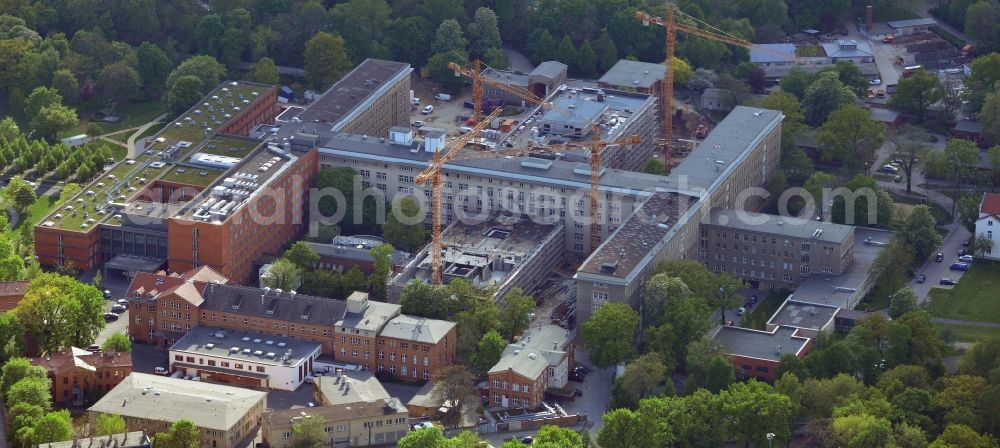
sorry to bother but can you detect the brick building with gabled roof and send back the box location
[0,280,28,312]
[29,347,133,407]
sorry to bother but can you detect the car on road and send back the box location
[421,105,434,114]
[959,255,974,263]
[963,240,971,247]
[412,120,425,127]
[307,402,316,407]
[940,278,958,285]
[154,367,169,375]
[434,93,452,101]
[412,422,434,430]
[958,248,967,256]
[103,289,112,299]
[737,306,747,315]
[893,175,903,182]
[111,304,127,313]
[103,312,119,322]
[117,298,129,305]
[520,436,534,445]
[916,274,927,284]
[935,253,944,262]
[951,262,969,271]
[569,370,585,382]
[305,376,315,384]
[870,78,882,85]
[878,165,899,174]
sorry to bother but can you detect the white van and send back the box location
[154,367,168,375]
[459,126,473,135]
[434,93,451,101]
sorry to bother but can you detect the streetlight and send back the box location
[766,432,775,448]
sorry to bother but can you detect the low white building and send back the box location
[169,326,321,391]
[976,193,1000,261]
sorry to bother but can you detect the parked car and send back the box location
[520,436,534,445]
[916,274,927,284]
[307,402,316,407]
[935,253,944,262]
[304,376,315,384]
[959,255,974,263]
[87,344,100,352]
[421,105,434,114]
[870,78,882,85]
[412,120,425,127]
[117,298,129,305]
[569,371,585,382]
[410,97,420,106]
[893,175,903,183]
[154,367,169,375]
[412,422,434,430]
[958,248,967,256]
[434,93,452,101]
[111,304,127,313]
[950,262,969,271]
[695,124,708,138]
[737,306,747,315]
[940,278,958,285]
[103,289,112,299]
[103,312,119,322]
[878,165,899,174]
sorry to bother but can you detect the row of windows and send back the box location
[376,364,430,379]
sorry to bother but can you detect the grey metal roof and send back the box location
[706,209,854,243]
[821,41,873,59]
[888,18,937,28]
[315,371,392,406]
[659,106,784,195]
[304,240,409,265]
[489,345,550,379]
[488,325,574,378]
[263,399,404,429]
[715,326,810,362]
[169,326,321,366]
[40,432,151,448]
[750,44,797,64]
[790,227,891,308]
[298,59,411,129]
[538,100,606,127]
[199,283,348,326]
[335,299,400,333]
[530,61,568,80]
[953,119,980,134]
[598,60,666,89]
[88,373,266,431]
[767,300,839,331]
[378,315,454,344]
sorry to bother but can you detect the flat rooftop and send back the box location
[309,133,664,195]
[297,59,411,129]
[599,59,667,89]
[263,399,405,428]
[767,299,839,331]
[715,326,810,362]
[88,373,266,431]
[315,371,392,406]
[705,209,854,243]
[660,106,784,196]
[579,192,697,278]
[790,227,891,307]
[169,326,321,366]
[40,81,273,233]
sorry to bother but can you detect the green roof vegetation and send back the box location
[199,135,261,159]
[795,45,825,57]
[161,166,227,187]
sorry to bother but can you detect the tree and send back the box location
[251,57,280,85]
[803,71,857,126]
[1,357,48,396]
[165,55,227,93]
[482,47,509,70]
[614,352,668,408]
[929,424,997,448]
[432,19,468,55]
[284,241,319,271]
[582,303,639,368]
[830,174,896,229]
[31,104,77,142]
[471,330,505,375]
[979,84,1000,144]
[780,68,816,100]
[24,86,62,122]
[15,273,106,353]
[942,139,981,217]
[262,258,301,291]
[194,14,225,56]
[136,42,172,94]
[31,410,72,446]
[891,69,943,122]
[304,32,353,90]
[0,313,25,361]
[966,52,1000,115]
[898,205,943,262]
[93,414,127,436]
[643,158,666,175]
[528,29,558,64]
[154,419,200,448]
[368,243,393,300]
[831,60,870,97]
[643,274,692,327]
[671,57,694,86]
[817,104,885,172]
[97,61,142,107]
[653,260,722,300]
[291,415,325,448]
[50,69,79,105]
[468,7,501,57]
[498,288,533,340]
[431,365,477,428]
[599,407,672,448]
[600,40,619,73]
[711,273,744,325]
[556,36,576,69]
[101,332,132,352]
[167,75,204,115]
[427,49,470,93]
[535,425,583,447]
[398,427,446,448]
[975,233,994,261]
[400,281,451,319]
[831,413,894,448]
[888,125,931,194]
[383,196,427,252]
[7,376,52,410]
[718,381,792,447]
[888,288,919,319]
[575,40,597,77]
[4,175,36,216]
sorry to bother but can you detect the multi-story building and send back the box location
[482,61,568,104]
[976,193,1000,260]
[29,347,133,407]
[262,400,408,448]
[126,270,455,382]
[304,235,410,274]
[699,209,856,290]
[0,280,27,312]
[88,373,266,448]
[41,432,151,448]
[574,107,784,323]
[168,326,322,391]
[296,59,412,138]
[597,59,667,121]
[486,325,575,409]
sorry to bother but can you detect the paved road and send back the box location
[127,113,167,159]
[932,317,1000,328]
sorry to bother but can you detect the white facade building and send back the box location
[169,326,321,391]
[976,193,1000,260]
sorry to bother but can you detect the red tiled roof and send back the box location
[28,347,133,374]
[0,281,28,297]
[982,193,1000,215]
[180,266,229,284]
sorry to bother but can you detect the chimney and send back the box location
[866,5,873,32]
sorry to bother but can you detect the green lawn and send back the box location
[58,100,168,139]
[161,166,226,187]
[926,263,1000,324]
[935,323,1000,343]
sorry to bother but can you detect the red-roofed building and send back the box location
[0,280,28,312]
[976,193,1000,261]
[29,347,133,406]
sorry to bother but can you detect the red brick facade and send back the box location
[488,370,546,409]
[375,329,457,382]
[0,281,28,313]
[29,348,133,406]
